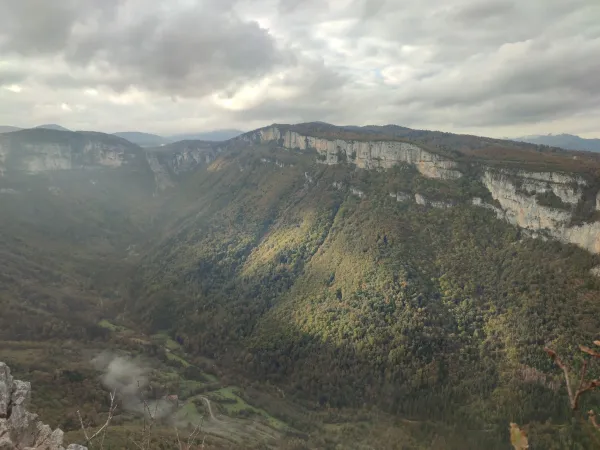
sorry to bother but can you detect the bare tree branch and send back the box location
[589,410,600,431]
[187,417,204,448]
[78,390,118,449]
[545,347,575,409]
[76,410,91,444]
[546,343,600,435]
[580,345,600,358]
[175,426,183,450]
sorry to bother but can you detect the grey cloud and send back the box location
[0,0,78,55]
[0,0,289,97]
[0,0,120,55]
[72,9,287,96]
[0,70,27,86]
[453,0,515,22]
[360,0,387,20]
[396,36,600,123]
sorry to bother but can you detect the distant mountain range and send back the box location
[514,133,600,152]
[4,123,599,154]
[0,126,22,133]
[113,129,245,146]
[0,124,244,146]
[36,124,71,132]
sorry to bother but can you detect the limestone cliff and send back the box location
[145,141,219,190]
[240,126,462,180]
[0,362,86,450]
[0,130,142,175]
[238,125,600,254]
[480,169,600,253]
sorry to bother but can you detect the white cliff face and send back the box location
[146,153,174,191]
[331,181,365,198]
[482,171,572,230]
[245,126,462,180]
[350,187,366,198]
[145,144,219,190]
[0,140,132,175]
[389,192,411,202]
[481,170,600,254]
[170,148,214,175]
[21,144,73,173]
[415,193,453,208]
[494,168,583,205]
[471,197,505,219]
[260,157,288,168]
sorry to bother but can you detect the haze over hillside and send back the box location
[515,133,600,153]
[114,129,244,146]
[0,125,244,146]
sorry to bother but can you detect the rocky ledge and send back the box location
[0,362,86,450]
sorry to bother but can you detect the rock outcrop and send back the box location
[0,362,86,450]
[414,194,454,209]
[145,142,219,190]
[480,169,600,254]
[389,192,412,202]
[240,126,462,180]
[0,138,137,175]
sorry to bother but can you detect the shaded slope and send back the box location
[130,141,600,448]
[0,129,160,341]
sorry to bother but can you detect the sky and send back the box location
[0,0,599,138]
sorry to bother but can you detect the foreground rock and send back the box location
[0,362,86,450]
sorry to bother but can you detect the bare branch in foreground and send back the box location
[77,390,118,449]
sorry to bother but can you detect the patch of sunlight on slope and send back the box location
[241,208,319,277]
[255,197,415,345]
[206,156,232,172]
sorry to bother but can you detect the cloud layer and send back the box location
[0,0,598,137]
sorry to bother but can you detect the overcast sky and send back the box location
[0,0,599,137]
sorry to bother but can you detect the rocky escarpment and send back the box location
[0,362,86,450]
[240,126,462,180]
[145,141,219,190]
[480,169,600,253]
[0,130,143,176]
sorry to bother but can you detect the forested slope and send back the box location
[131,139,600,447]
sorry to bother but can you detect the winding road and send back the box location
[198,396,218,421]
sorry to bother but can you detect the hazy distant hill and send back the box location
[113,129,244,146]
[113,131,169,147]
[0,126,244,144]
[0,126,21,133]
[35,124,71,132]
[167,129,244,141]
[515,133,600,152]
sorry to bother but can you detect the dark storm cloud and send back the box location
[68,7,289,96]
[0,0,120,55]
[0,0,289,97]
